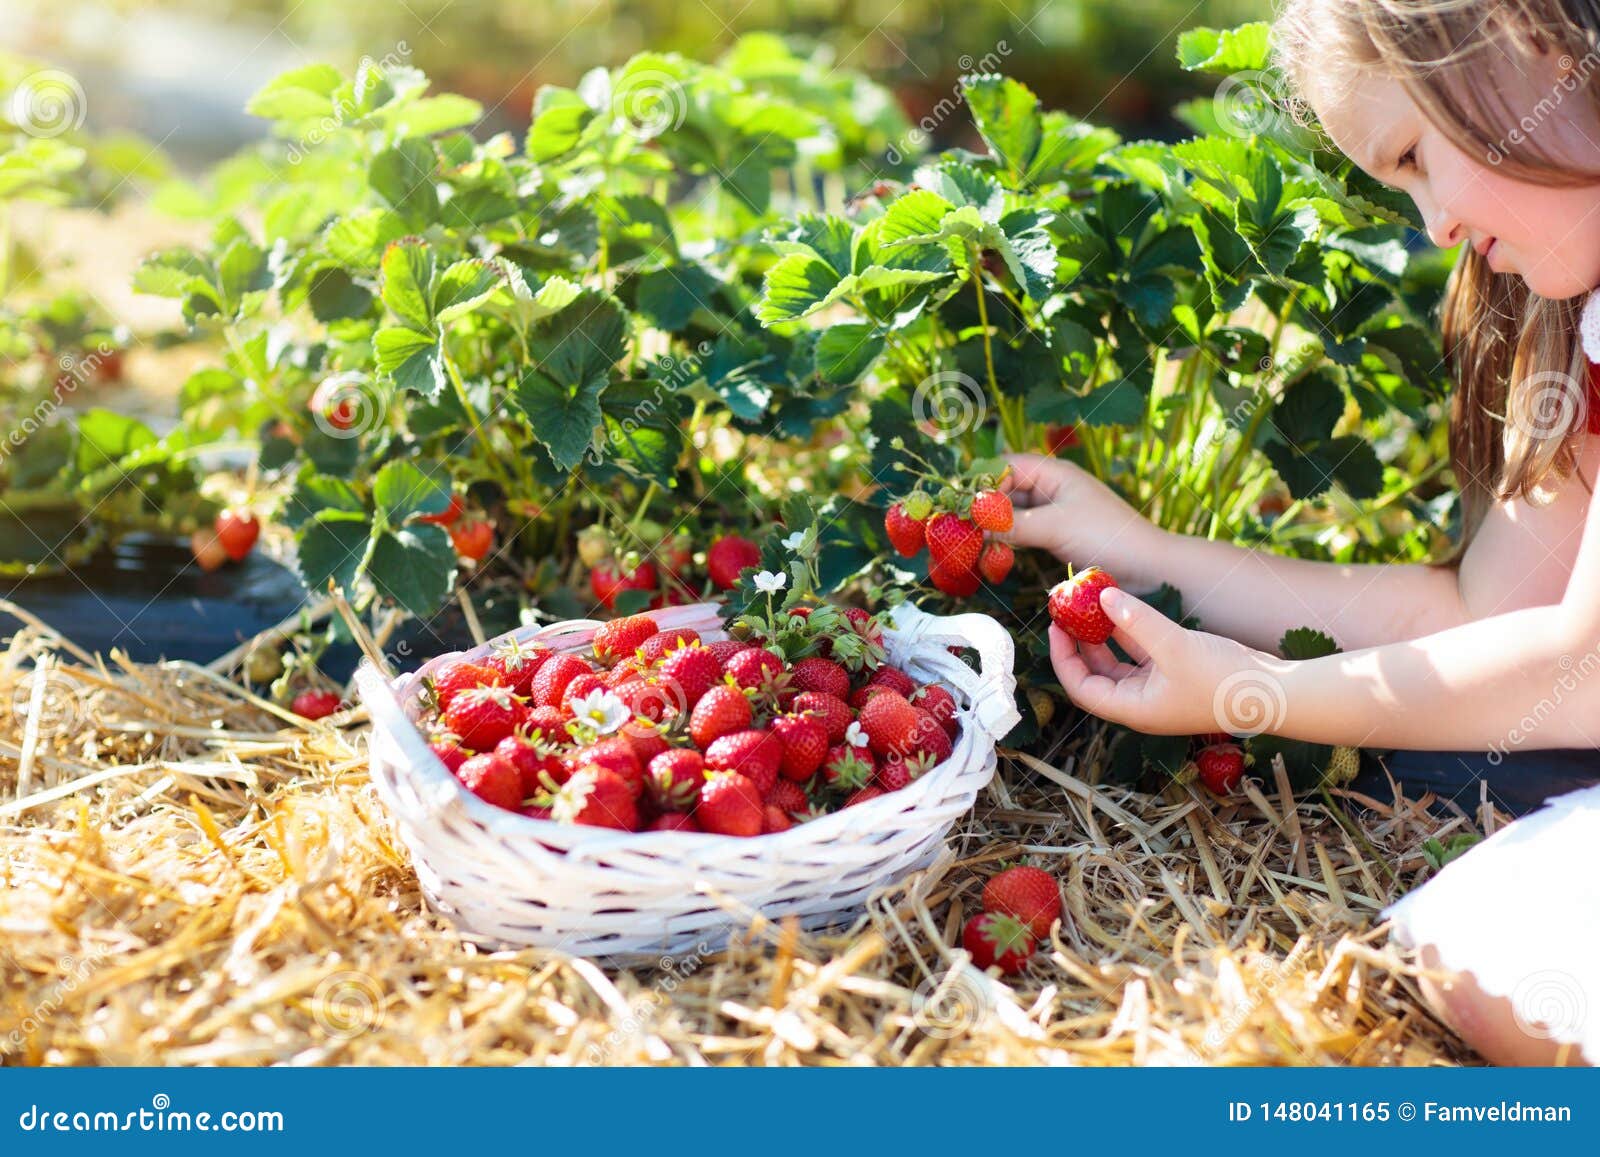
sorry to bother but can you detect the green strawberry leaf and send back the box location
[367,524,457,617]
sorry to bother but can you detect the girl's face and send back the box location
[1311,68,1600,300]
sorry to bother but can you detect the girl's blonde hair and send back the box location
[1272,0,1600,544]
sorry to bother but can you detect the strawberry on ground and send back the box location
[1047,566,1119,645]
[1196,743,1246,795]
[551,766,638,830]
[697,771,764,837]
[962,912,1035,975]
[291,689,342,720]
[689,684,753,749]
[706,535,761,591]
[455,752,524,812]
[981,865,1062,939]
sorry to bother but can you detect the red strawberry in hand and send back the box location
[969,489,1013,533]
[1047,566,1119,645]
[981,865,1061,939]
[962,912,1036,975]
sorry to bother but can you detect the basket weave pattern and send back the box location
[357,600,1019,958]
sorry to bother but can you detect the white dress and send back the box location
[1384,784,1600,1063]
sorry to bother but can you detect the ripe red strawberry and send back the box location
[552,766,638,830]
[925,513,983,572]
[495,733,564,796]
[521,805,554,821]
[905,711,952,765]
[877,750,935,792]
[531,653,594,709]
[450,520,495,562]
[590,560,658,611]
[638,628,701,665]
[969,489,1014,533]
[442,685,527,751]
[481,639,552,697]
[214,508,260,562]
[884,503,926,557]
[429,661,505,710]
[909,684,959,738]
[566,736,645,797]
[292,689,343,720]
[929,560,980,597]
[559,672,607,716]
[455,752,523,811]
[648,812,700,833]
[977,541,1014,584]
[769,712,829,782]
[646,748,704,812]
[844,785,886,807]
[982,866,1062,939]
[793,691,851,743]
[659,644,722,708]
[762,806,793,834]
[962,912,1035,975]
[790,656,850,700]
[697,771,764,837]
[704,729,782,796]
[706,535,761,591]
[725,646,784,692]
[706,639,749,668]
[415,493,464,527]
[523,705,570,743]
[612,676,682,722]
[821,742,876,791]
[849,684,892,710]
[428,734,469,773]
[689,684,753,749]
[765,778,810,815]
[1196,743,1246,795]
[866,665,916,697]
[857,690,920,759]
[1047,566,1119,645]
[593,613,660,663]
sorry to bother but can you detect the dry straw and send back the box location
[0,597,1482,1066]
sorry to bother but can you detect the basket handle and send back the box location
[885,602,1020,744]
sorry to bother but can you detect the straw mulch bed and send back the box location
[0,603,1486,1066]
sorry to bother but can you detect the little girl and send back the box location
[1003,0,1600,1065]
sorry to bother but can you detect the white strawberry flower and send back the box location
[782,530,806,552]
[752,570,787,594]
[569,687,630,735]
[845,720,869,748]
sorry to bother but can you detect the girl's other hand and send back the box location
[998,453,1165,579]
[1049,585,1279,736]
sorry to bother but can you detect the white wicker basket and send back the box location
[357,600,1019,959]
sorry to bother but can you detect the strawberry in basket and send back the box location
[410,558,967,837]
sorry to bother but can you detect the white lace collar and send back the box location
[1582,289,1600,364]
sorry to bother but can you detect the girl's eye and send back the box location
[1396,144,1419,171]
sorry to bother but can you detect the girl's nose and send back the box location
[1425,209,1464,250]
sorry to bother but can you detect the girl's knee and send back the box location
[1416,944,1587,1066]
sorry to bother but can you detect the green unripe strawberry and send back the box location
[903,489,933,520]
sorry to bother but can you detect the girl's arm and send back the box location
[1002,454,1474,651]
[1051,472,1600,751]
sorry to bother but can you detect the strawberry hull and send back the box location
[358,600,1019,960]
